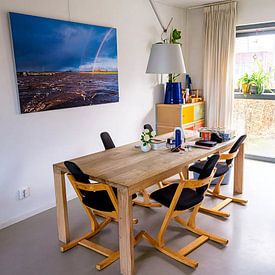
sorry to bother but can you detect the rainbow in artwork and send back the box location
[9,12,119,113]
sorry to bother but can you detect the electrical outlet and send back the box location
[17,186,30,200]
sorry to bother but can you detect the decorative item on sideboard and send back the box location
[182,89,203,104]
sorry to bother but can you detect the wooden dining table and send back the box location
[53,133,244,275]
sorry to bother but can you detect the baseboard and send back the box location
[0,194,77,230]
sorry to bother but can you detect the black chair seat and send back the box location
[189,161,230,178]
[83,187,137,212]
[150,184,204,211]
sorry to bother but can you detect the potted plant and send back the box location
[249,67,270,95]
[140,129,156,152]
[238,73,251,95]
[238,63,272,95]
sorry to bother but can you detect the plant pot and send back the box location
[164,82,183,104]
[140,143,151,153]
[256,84,264,95]
[249,85,257,94]
[241,83,250,94]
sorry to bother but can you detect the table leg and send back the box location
[118,188,134,275]
[53,167,70,243]
[234,143,244,194]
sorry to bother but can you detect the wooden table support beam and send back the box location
[234,143,244,194]
[118,188,134,275]
[53,168,70,243]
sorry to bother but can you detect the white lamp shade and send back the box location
[146,43,186,74]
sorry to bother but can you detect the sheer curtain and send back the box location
[203,2,237,128]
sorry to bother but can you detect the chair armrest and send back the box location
[181,178,211,189]
[75,182,112,193]
[179,167,217,189]
[220,150,239,161]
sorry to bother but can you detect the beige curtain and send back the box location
[203,2,236,128]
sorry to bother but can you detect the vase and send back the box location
[164,82,183,104]
[140,143,151,152]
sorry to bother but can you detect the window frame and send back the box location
[235,22,275,98]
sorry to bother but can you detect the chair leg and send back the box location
[174,215,228,245]
[199,205,231,218]
[60,217,112,252]
[157,203,175,247]
[96,251,119,270]
[142,231,198,268]
[197,174,248,218]
[133,189,162,208]
[141,205,227,269]
[62,218,144,271]
[207,189,248,205]
[212,174,225,195]
[95,230,144,270]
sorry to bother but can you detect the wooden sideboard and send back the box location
[156,102,205,135]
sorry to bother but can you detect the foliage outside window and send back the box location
[235,33,275,96]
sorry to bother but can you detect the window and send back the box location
[233,23,275,163]
[234,22,275,95]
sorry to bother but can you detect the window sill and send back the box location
[234,92,275,100]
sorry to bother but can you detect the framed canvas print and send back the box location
[9,12,119,113]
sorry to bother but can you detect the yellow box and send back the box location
[182,105,194,124]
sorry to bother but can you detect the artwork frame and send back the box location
[9,12,119,114]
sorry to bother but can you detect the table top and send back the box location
[54,133,237,193]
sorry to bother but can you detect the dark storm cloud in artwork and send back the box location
[9,12,118,72]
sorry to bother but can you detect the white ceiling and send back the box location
[157,0,228,8]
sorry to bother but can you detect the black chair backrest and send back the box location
[144,124,153,132]
[64,161,90,183]
[64,161,90,197]
[100,132,115,150]
[226,135,247,165]
[197,154,220,195]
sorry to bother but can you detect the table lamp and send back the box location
[146,43,186,104]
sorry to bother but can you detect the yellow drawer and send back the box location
[194,103,204,121]
[182,105,194,124]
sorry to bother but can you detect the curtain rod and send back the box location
[188,0,237,10]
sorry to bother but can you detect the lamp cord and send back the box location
[149,0,173,37]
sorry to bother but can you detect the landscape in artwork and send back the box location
[9,12,119,113]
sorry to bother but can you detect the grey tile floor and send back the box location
[1,160,275,275]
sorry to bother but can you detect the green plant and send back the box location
[249,66,270,95]
[170,28,181,44]
[140,129,156,146]
[238,73,251,86]
[168,28,182,83]
[238,63,272,95]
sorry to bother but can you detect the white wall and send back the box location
[185,0,275,90]
[0,0,185,228]
[237,0,275,25]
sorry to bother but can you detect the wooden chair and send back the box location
[100,131,161,208]
[189,135,248,218]
[60,161,144,271]
[141,154,228,268]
